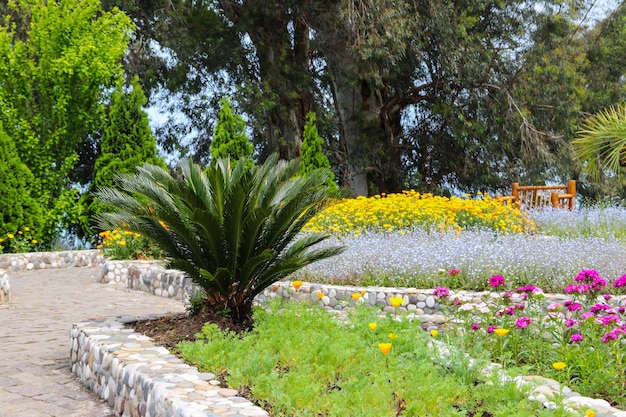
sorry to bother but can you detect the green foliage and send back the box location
[573,102,626,178]
[299,112,337,191]
[211,97,254,168]
[0,0,132,246]
[178,302,571,416]
[86,76,165,232]
[95,155,344,323]
[0,125,44,251]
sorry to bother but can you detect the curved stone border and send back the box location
[70,318,269,417]
[0,269,10,303]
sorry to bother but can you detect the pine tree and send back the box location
[211,97,254,167]
[300,112,338,191]
[87,76,165,223]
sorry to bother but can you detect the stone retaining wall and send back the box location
[0,249,103,272]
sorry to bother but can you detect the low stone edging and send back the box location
[0,249,104,272]
[70,317,269,417]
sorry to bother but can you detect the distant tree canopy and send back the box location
[0,0,132,246]
[105,0,626,199]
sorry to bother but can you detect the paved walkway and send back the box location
[0,267,186,417]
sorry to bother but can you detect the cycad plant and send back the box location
[95,155,345,325]
[573,102,626,178]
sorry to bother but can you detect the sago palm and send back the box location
[573,102,626,178]
[95,155,345,324]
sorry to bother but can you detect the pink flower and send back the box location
[564,284,591,294]
[613,274,626,288]
[564,301,582,312]
[581,312,595,320]
[489,275,505,287]
[597,314,621,326]
[470,323,480,331]
[575,269,599,282]
[515,316,532,329]
[433,287,450,297]
[487,325,497,333]
[453,299,463,306]
[590,303,613,313]
[448,268,461,276]
[570,333,583,342]
[565,319,577,327]
[601,328,623,343]
[547,303,562,311]
[515,285,541,294]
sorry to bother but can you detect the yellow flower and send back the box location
[7,233,14,239]
[18,230,23,235]
[31,239,37,244]
[317,291,324,299]
[378,343,392,355]
[430,329,439,338]
[493,328,509,337]
[389,297,403,307]
[96,244,103,249]
[292,280,303,290]
[24,227,29,231]
[585,410,596,417]
[368,322,378,331]
[361,290,366,295]
[351,293,362,301]
[119,240,127,246]
[552,362,567,371]
[388,333,398,340]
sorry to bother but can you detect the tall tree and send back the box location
[0,0,132,245]
[299,112,337,191]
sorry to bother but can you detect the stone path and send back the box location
[0,267,186,417]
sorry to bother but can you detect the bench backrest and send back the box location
[502,180,576,212]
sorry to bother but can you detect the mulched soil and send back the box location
[126,303,250,351]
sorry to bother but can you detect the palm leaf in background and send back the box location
[95,155,345,324]
[574,103,626,178]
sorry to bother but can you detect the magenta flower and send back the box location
[613,274,626,288]
[487,325,497,333]
[604,294,613,301]
[581,312,595,320]
[619,307,626,314]
[453,299,463,306]
[489,275,505,287]
[575,269,600,282]
[597,314,621,326]
[590,303,613,313]
[448,268,461,276]
[565,319,577,327]
[569,333,583,342]
[433,287,450,297]
[515,285,541,294]
[601,329,623,343]
[470,323,480,331]
[565,301,582,312]
[515,316,532,329]
[564,283,591,294]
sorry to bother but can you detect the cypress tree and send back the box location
[211,97,254,167]
[300,112,338,191]
[87,76,165,223]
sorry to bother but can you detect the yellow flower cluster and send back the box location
[304,190,533,236]
[98,229,141,249]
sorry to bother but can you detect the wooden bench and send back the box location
[500,180,576,212]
